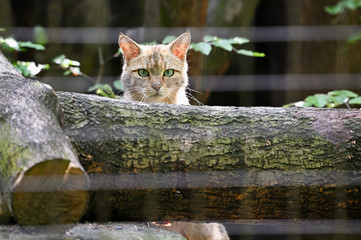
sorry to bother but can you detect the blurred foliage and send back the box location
[325,0,361,15]
[285,1,361,109]
[326,0,361,44]
[0,28,264,99]
[284,90,361,108]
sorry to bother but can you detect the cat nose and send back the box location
[152,84,161,92]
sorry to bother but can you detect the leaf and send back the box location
[53,55,66,64]
[348,32,361,43]
[96,88,115,98]
[237,49,266,57]
[328,90,358,98]
[53,55,80,68]
[88,83,107,92]
[0,28,5,32]
[191,42,212,55]
[19,41,46,51]
[113,79,123,90]
[230,37,249,45]
[213,39,233,52]
[2,38,21,51]
[325,0,361,14]
[349,97,361,105]
[345,0,361,10]
[69,67,81,76]
[162,35,177,44]
[203,35,217,42]
[13,63,31,77]
[89,84,115,98]
[13,61,49,77]
[143,41,157,45]
[328,95,348,106]
[325,4,344,15]
[33,25,48,44]
[305,94,329,108]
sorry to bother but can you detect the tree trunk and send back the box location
[57,91,361,221]
[0,52,89,225]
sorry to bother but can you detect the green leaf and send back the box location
[69,67,81,76]
[348,32,361,43]
[349,97,361,105]
[96,88,115,98]
[325,4,344,15]
[33,25,48,44]
[283,101,313,108]
[230,37,249,45]
[13,63,31,77]
[0,28,5,32]
[345,0,361,10]
[143,41,157,45]
[89,83,115,98]
[162,35,177,44]
[2,37,21,51]
[53,55,66,64]
[113,79,123,90]
[328,90,358,98]
[325,0,361,14]
[13,61,49,77]
[213,39,233,52]
[203,35,217,42]
[19,41,45,51]
[237,49,266,57]
[305,94,329,108]
[328,95,347,106]
[191,42,212,55]
[88,83,106,92]
[53,55,80,68]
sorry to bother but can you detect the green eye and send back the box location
[138,69,149,77]
[163,69,174,77]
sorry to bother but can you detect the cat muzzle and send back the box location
[151,83,161,92]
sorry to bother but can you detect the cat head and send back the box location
[118,32,191,104]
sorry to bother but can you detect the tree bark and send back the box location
[57,91,361,221]
[0,52,89,225]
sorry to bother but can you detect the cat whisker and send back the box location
[140,93,148,103]
[186,86,204,96]
[186,92,204,106]
[128,89,147,102]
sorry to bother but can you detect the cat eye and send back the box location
[138,69,149,77]
[163,69,174,77]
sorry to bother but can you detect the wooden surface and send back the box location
[0,52,89,225]
[57,92,361,221]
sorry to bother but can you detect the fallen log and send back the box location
[0,52,89,225]
[57,92,361,221]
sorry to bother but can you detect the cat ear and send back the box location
[118,33,141,62]
[169,31,191,60]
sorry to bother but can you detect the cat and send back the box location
[156,221,230,240]
[118,32,191,105]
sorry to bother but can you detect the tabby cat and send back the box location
[118,32,191,105]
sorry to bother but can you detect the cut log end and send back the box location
[11,159,89,225]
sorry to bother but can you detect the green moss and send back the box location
[0,124,29,178]
[241,134,343,170]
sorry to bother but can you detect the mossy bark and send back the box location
[58,92,361,221]
[0,52,89,225]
